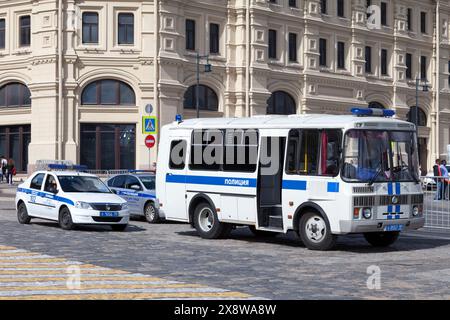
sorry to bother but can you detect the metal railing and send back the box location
[421,176,450,230]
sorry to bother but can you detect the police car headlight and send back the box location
[75,201,93,210]
[362,208,373,219]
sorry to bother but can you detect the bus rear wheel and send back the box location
[299,212,337,251]
[194,203,231,239]
[364,232,400,247]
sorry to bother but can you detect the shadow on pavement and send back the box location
[177,227,450,253]
[29,221,147,233]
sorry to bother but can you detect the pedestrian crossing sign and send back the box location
[142,116,158,135]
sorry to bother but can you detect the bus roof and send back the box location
[165,115,416,131]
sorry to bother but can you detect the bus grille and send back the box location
[353,186,375,194]
[379,195,409,206]
[353,197,375,207]
[411,194,424,204]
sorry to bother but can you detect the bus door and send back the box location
[257,135,286,230]
[164,139,188,221]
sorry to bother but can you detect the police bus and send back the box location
[156,108,425,250]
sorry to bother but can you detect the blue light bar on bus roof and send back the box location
[351,108,395,117]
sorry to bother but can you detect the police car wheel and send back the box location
[194,203,231,239]
[299,212,337,251]
[364,232,400,247]
[144,202,160,224]
[111,224,127,232]
[17,203,31,225]
[248,225,277,237]
[59,208,75,230]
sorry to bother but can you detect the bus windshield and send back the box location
[342,130,419,183]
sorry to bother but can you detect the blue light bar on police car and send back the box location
[48,164,88,171]
[351,108,395,117]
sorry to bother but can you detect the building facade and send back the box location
[0,0,449,173]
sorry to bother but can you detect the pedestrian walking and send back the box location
[5,158,15,185]
[0,155,6,183]
[433,159,442,200]
[440,160,449,200]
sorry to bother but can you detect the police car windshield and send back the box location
[57,176,111,193]
[139,176,155,190]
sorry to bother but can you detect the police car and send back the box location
[106,172,161,223]
[15,165,130,231]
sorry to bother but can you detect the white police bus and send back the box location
[156,109,425,250]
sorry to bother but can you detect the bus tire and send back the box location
[194,203,229,239]
[363,232,400,247]
[299,211,337,251]
[144,202,160,224]
[248,226,277,237]
[59,207,75,230]
[17,202,31,225]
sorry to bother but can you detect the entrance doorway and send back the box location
[418,138,427,176]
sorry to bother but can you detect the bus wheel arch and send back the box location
[293,202,330,232]
[188,193,216,227]
[293,202,337,251]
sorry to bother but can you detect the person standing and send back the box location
[0,155,5,183]
[433,159,442,200]
[5,158,15,185]
[440,160,449,200]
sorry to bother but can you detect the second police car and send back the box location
[15,165,130,231]
[106,172,161,223]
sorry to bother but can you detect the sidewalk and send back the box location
[0,182,18,200]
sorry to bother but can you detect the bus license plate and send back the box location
[384,224,403,232]
[100,212,119,217]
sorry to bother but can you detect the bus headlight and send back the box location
[412,205,420,217]
[362,208,372,219]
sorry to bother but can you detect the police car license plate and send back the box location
[100,212,119,218]
[384,224,403,232]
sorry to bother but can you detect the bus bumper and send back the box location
[338,217,425,234]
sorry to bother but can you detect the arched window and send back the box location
[183,85,219,111]
[368,101,386,109]
[81,80,136,106]
[267,91,296,115]
[407,106,427,127]
[0,83,31,108]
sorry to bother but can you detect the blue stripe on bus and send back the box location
[17,188,75,206]
[282,180,307,191]
[327,182,340,193]
[166,174,257,188]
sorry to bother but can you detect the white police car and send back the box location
[106,172,161,223]
[15,168,130,231]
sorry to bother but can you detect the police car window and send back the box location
[125,176,142,190]
[44,175,58,193]
[139,176,155,190]
[112,175,126,188]
[30,173,45,190]
[58,176,111,193]
[107,177,115,187]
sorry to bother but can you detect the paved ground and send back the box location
[0,184,449,300]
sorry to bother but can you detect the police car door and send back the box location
[124,175,143,214]
[41,174,59,220]
[27,173,46,218]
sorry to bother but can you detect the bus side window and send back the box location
[298,130,319,175]
[319,130,342,177]
[286,130,300,174]
[169,140,187,170]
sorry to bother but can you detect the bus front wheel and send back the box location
[194,203,231,239]
[299,212,337,251]
[363,232,400,247]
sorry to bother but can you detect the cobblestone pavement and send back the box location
[0,245,253,300]
[0,184,449,300]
